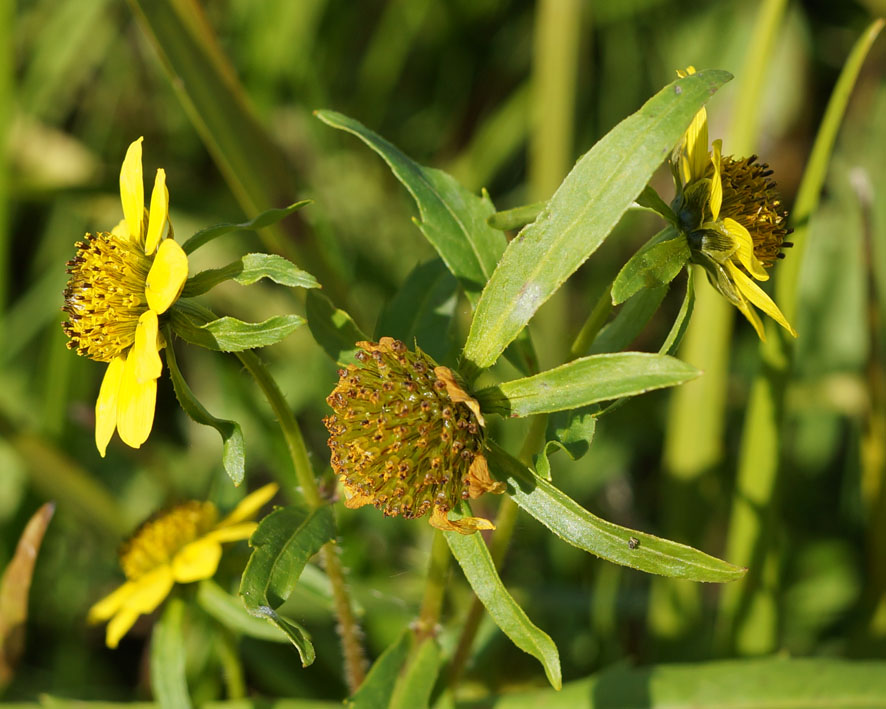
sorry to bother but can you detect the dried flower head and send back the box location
[324,338,504,534]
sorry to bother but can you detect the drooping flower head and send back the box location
[88,483,278,648]
[324,338,504,534]
[671,67,796,341]
[63,138,189,455]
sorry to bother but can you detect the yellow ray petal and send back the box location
[172,538,223,583]
[429,507,495,535]
[88,581,136,623]
[116,348,157,449]
[145,238,188,314]
[204,522,258,544]
[120,137,144,245]
[218,483,279,526]
[710,139,723,221]
[133,311,162,383]
[144,168,169,256]
[110,219,130,239]
[105,608,140,649]
[727,262,797,337]
[95,355,126,457]
[723,218,768,280]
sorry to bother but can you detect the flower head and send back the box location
[88,483,278,648]
[63,138,189,455]
[324,338,504,534]
[671,67,796,341]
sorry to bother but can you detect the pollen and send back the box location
[119,501,218,581]
[62,232,153,362]
[717,155,792,266]
[324,338,504,528]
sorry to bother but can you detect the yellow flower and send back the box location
[88,483,278,649]
[63,138,189,455]
[671,67,796,341]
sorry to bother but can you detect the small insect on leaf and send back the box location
[628,537,640,550]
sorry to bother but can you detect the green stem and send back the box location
[414,531,452,643]
[448,414,547,688]
[235,349,366,690]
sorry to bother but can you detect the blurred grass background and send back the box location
[1,0,885,702]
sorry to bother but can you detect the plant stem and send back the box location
[570,281,613,358]
[448,414,547,688]
[414,531,452,643]
[235,349,366,690]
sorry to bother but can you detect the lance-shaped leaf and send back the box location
[475,352,700,418]
[170,300,304,352]
[347,629,411,709]
[239,505,335,666]
[589,286,668,355]
[488,443,745,582]
[611,227,689,305]
[150,598,192,709]
[375,258,457,363]
[534,409,597,480]
[306,290,370,367]
[462,70,731,371]
[181,201,312,255]
[0,503,54,689]
[182,253,319,297]
[315,110,505,305]
[164,339,245,485]
[446,512,562,689]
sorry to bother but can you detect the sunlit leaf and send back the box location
[182,253,319,297]
[170,300,304,352]
[488,443,745,582]
[462,70,732,371]
[181,201,312,255]
[611,228,689,305]
[446,511,562,689]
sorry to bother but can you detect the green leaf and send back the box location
[150,598,192,709]
[164,339,245,485]
[239,505,335,666]
[589,286,668,355]
[170,301,304,352]
[488,443,745,582]
[305,290,370,366]
[475,352,700,418]
[390,638,441,709]
[0,502,54,690]
[182,253,319,297]
[487,201,546,231]
[660,269,695,356]
[315,110,505,306]
[347,629,411,708]
[611,229,689,305]
[181,201,312,255]
[196,580,288,643]
[462,69,732,371]
[534,409,597,480]
[445,511,561,689]
[375,259,457,363]
[481,658,886,709]
[633,184,678,224]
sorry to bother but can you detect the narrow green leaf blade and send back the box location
[183,253,319,297]
[181,201,312,255]
[306,290,370,366]
[487,201,546,231]
[589,286,668,355]
[462,69,732,370]
[660,269,695,356]
[375,258,457,363]
[170,303,304,352]
[347,629,412,709]
[164,341,245,485]
[390,638,441,709]
[534,409,597,480]
[476,352,700,418]
[315,109,505,305]
[150,598,192,709]
[488,444,745,582]
[446,515,562,689]
[239,505,335,665]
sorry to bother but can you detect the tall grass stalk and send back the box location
[717,19,885,654]
[651,0,789,648]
